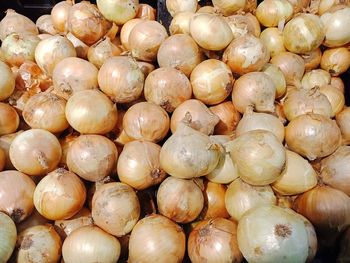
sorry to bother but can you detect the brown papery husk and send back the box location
[210,101,241,136]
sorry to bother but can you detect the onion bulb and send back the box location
[190,13,233,51]
[87,37,122,69]
[301,48,322,71]
[0,170,35,223]
[66,32,89,59]
[33,168,86,221]
[0,103,19,135]
[231,72,276,113]
[210,102,241,136]
[120,19,143,50]
[144,67,192,112]
[166,0,197,16]
[238,206,311,263]
[136,4,156,20]
[35,35,77,76]
[160,121,221,179]
[256,0,293,27]
[92,182,140,236]
[0,9,38,41]
[336,107,350,144]
[225,178,276,221]
[169,12,194,35]
[17,209,50,234]
[0,212,16,262]
[301,69,331,90]
[9,129,62,176]
[272,150,318,195]
[51,0,73,33]
[319,84,345,116]
[129,20,168,62]
[188,218,242,263]
[226,129,286,185]
[262,63,287,98]
[36,14,57,35]
[97,0,139,25]
[212,0,250,15]
[171,99,219,135]
[65,89,118,134]
[225,13,261,39]
[62,226,121,263]
[331,76,345,93]
[286,0,311,13]
[98,56,144,103]
[0,61,15,101]
[285,113,342,160]
[16,225,62,263]
[320,47,350,76]
[0,131,23,170]
[260,27,286,57]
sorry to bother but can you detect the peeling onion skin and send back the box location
[87,37,122,69]
[0,212,17,263]
[210,101,241,136]
[225,13,261,39]
[36,14,57,35]
[0,103,19,135]
[136,4,156,20]
[66,32,89,60]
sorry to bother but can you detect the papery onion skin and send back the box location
[169,12,194,35]
[225,13,261,39]
[260,28,286,58]
[0,131,23,170]
[301,69,331,90]
[336,107,350,144]
[0,148,5,171]
[87,37,122,69]
[128,214,186,263]
[212,0,248,15]
[166,0,197,16]
[9,129,62,176]
[285,113,342,160]
[0,61,15,101]
[136,4,156,20]
[120,19,143,50]
[62,225,121,263]
[262,63,287,98]
[51,0,73,33]
[210,102,241,136]
[256,0,293,27]
[17,209,51,234]
[36,14,57,35]
[302,48,322,71]
[0,212,17,262]
[0,103,19,135]
[319,84,345,116]
[97,0,139,25]
[66,32,89,59]
[331,76,345,93]
[188,218,242,263]
[320,47,350,76]
[287,0,311,13]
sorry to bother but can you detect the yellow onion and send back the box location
[33,168,86,220]
[35,35,77,76]
[144,67,192,112]
[283,87,333,121]
[0,148,4,171]
[287,0,311,13]
[262,63,287,98]
[9,129,62,176]
[285,113,342,160]
[225,13,261,39]
[260,28,286,58]
[97,0,139,25]
[58,133,78,167]
[171,99,219,135]
[236,108,285,142]
[87,37,122,69]
[190,59,234,105]
[166,0,197,16]
[336,107,350,144]
[36,14,57,35]
[320,47,350,76]
[318,0,350,14]
[256,0,293,27]
[223,34,270,75]
[319,84,345,116]
[62,225,121,263]
[136,61,155,78]
[129,214,186,263]
[66,32,89,59]
[160,122,221,179]
[225,178,276,221]
[338,227,350,263]
[0,170,35,223]
[210,102,241,136]
[129,20,168,62]
[136,4,156,20]
[190,13,233,51]
[301,48,322,71]
[238,206,311,262]
[157,34,202,77]
[51,0,73,33]
[331,76,345,93]
[157,177,204,223]
[231,72,276,113]
[0,131,23,169]
[0,9,38,41]
[92,182,140,236]
[301,69,331,90]
[226,130,286,185]
[272,150,318,195]
[16,225,62,263]
[0,61,15,101]
[188,218,242,263]
[0,212,16,262]
[0,103,19,135]
[169,12,195,35]
[212,0,254,15]
[65,89,118,134]
[120,19,143,50]
[17,209,50,234]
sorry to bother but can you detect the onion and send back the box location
[98,56,144,103]
[212,0,253,15]
[87,37,122,69]
[225,178,276,221]
[129,214,185,262]
[320,47,350,76]
[190,13,233,51]
[144,67,192,112]
[260,27,286,57]
[319,84,345,116]
[171,99,219,135]
[262,63,287,98]
[17,209,51,234]
[97,0,138,25]
[0,103,19,135]
[210,102,241,136]
[0,131,23,170]
[9,129,62,176]
[35,35,77,76]
[231,72,276,113]
[338,228,350,263]
[301,69,331,90]
[287,0,311,13]
[0,61,15,101]
[129,20,168,62]
[62,226,120,263]
[331,76,345,93]
[236,108,285,142]
[68,1,111,45]
[223,34,270,75]
[0,9,38,41]
[16,225,62,263]
[157,34,202,77]
[169,12,194,35]
[270,51,305,85]
[0,170,35,223]
[67,134,118,182]
[0,212,16,262]
[59,133,78,167]
[301,48,322,71]
[321,6,350,47]
[256,0,293,27]
[52,57,98,100]
[225,13,261,39]
[36,15,57,35]
[22,92,68,133]
[66,32,89,59]
[136,61,155,77]
[283,87,333,121]
[166,0,197,16]
[92,182,140,236]
[286,113,342,160]
[0,148,4,171]
[65,89,118,134]
[120,19,143,50]
[51,0,73,33]
[226,130,286,185]
[238,206,311,262]
[336,107,350,144]
[136,4,156,20]
[160,121,221,179]
[190,59,233,105]
[188,218,242,263]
